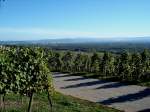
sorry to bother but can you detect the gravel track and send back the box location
[53,73,150,112]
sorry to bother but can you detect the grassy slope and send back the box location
[1,92,121,112]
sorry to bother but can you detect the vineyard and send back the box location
[0,45,150,111]
[0,46,53,112]
[49,50,150,84]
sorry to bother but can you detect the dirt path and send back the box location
[53,73,150,112]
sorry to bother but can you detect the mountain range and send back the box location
[0,37,150,45]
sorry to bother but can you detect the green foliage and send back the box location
[1,45,150,111]
[74,53,91,72]
[0,46,53,112]
[118,52,132,80]
[62,51,73,72]
[91,53,100,72]
[101,52,115,77]
[48,52,62,71]
[48,49,150,83]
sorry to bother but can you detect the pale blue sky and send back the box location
[0,0,150,41]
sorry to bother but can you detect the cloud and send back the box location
[0,27,101,39]
[0,27,150,41]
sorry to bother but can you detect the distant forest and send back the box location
[1,41,150,53]
[40,42,150,53]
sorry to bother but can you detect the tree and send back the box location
[54,53,63,71]
[131,52,143,81]
[141,49,150,71]
[141,49,150,80]
[82,54,91,72]
[0,46,54,112]
[62,51,73,72]
[74,53,84,72]
[91,53,100,73]
[48,52,62,71]
[118,51,132,81]
[22,47,53,112]
[73,53,90,72]
[101,52,115,77]
[0,47,10,110]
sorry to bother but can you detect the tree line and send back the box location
[48,50,150,82]
[0,46,53,112]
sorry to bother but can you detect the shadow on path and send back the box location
[61,80,109,89]
[99,88,150,105]
[53,74,72,78]
[137,108,150,112]
[65,77,89,81]
[96,82,129,89]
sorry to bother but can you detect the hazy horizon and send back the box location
[1,36,150,42]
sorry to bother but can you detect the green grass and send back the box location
[0,92,121,112]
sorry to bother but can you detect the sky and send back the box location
[0,0,150,41]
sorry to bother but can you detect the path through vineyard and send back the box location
[53,73,150,112]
